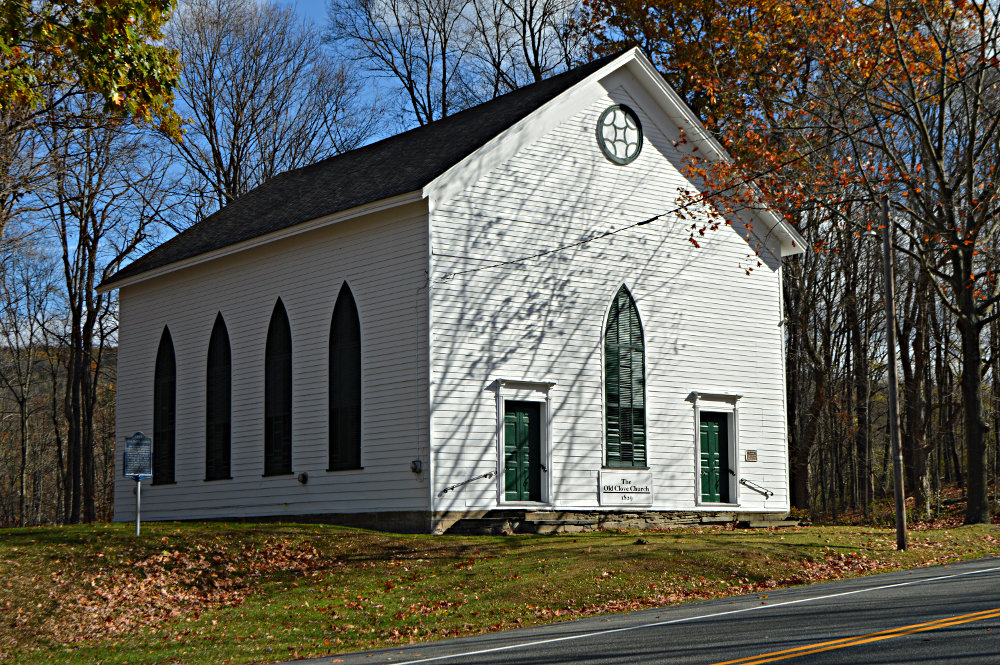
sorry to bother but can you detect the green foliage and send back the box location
[0,0,180,134]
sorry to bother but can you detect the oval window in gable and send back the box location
[596,104,643,165]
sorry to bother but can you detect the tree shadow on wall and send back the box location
[427,88,783,511]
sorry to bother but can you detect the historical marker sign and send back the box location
[599,470,654,506]
[124,432,153,480]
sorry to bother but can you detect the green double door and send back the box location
[504,401,542,502]
[700,412,730,503]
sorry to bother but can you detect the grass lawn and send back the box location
[1,519,998,664]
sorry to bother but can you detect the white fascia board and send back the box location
[757,209,807,257]
[624,53,806,257]
[624,54,730,161]
[422,48,646,209]
[97,190,425,293]
[423,49,805,256]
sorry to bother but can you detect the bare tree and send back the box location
[0,105,57,248]
[328,0,472,125]
[459,0,579,104]
[328,0,583,123]
[499,0,578,81]
[0,240,56,525]
[169,0,379,222]
[806,6,1000,523]
[461,0,520,101]
[37,104,176,523]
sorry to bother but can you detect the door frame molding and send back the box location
[494,379,555,506]
[690,391,741,507]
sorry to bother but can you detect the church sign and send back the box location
[599,470,653,506]
[123,432,152,536]
[123,432,153,480]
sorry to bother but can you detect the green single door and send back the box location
[700,412,730,503]
[504,401,542,502]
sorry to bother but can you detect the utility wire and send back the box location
[436,43,991,283]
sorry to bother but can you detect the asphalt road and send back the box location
[291,557,1000,665]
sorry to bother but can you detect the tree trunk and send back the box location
[992,320,1000,503]
[958,304,990,523]
[900,273,932,518]
[844,248,873,513]
[793,379,825,510]
[66,331,83,524]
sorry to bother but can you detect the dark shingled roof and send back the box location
[103,51,623,288]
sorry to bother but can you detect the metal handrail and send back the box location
[740,478,774,498]
[439,471,495,496]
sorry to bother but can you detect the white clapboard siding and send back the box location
[428,77,790,514]
[114,203,431,522]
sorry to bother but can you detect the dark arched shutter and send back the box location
[206,314,231,480]
[605,286,646,468]
[329,283,362,470]
[153,328,176,484]
[264,300,292,475]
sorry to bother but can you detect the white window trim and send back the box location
[691,391,742,508]
[494,379,555,506]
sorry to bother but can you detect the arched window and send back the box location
[329,283,362,470]
[153,327,176,484]
[605,286,646,468]
[206,314,231,480]
[264,299,292,475]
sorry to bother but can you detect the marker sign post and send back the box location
[123,432,153,536]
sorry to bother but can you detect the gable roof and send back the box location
[100,51,625,290]
[101,48,806,291]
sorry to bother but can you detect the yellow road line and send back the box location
[709,608,1000,665]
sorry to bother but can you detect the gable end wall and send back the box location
[428,77,790,517]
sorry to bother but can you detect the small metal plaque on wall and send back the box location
[599,470,654,506]
[744,449,758,463]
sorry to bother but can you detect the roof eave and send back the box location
[759,208,807,257]
[97,189,425,293]
[422,48,805,257]
[422,48,644,203]
[626,53,806,257]
[623,53,731,162]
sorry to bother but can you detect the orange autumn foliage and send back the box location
[576,0,990,230]
[579,0,1000,525]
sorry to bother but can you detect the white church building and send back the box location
[101,49,805,533]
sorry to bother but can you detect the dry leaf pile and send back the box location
[42,537,332,644]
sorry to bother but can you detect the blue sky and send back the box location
[275,0,403,140]
[277,0,328,25]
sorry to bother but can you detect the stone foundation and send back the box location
[221,510,434,533]
[436,509,792,535]
[208,508,791,535]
